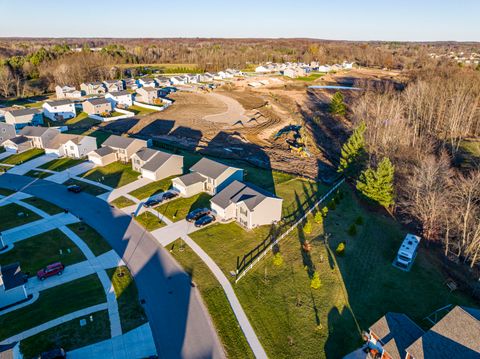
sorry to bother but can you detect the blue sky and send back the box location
[1,0,479,41]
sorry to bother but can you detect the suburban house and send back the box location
[169,76,187,85]
[99,135,148,163]
[198,73,214,82]
[42,99,76,121]
[172,157,243,197]
[210,180,283,229]
[131,147,183,181]
[0,262,28,310]
[124,78,138,90]
[55,85,82,99]
[137,77,156,88]
[4,108,43,129]
[44,133,97,158]
[2,136,33,153]
[154,76,171,87]
[18,126,60,149]
[283,67,306,78]
[365,306,480,359]
[87,146,117,166]
[80,82,106,95]
[186,74,199,83]
[82,98,113,115]
[0,122,16,144]
[103,79,124,92]
[135,87,160,104]
[105,91,133,108]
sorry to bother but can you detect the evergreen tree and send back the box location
[356,157,395,209]
[337,122,366,175]
[330,91,347,116]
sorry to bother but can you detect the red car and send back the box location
[37,262,65,280]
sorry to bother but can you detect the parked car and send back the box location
[194,214,215,227]
[186,208,211,222]
[143,198,162,208]
[67,184,82,193]
[37,262,65,280]
[162,191,179,201]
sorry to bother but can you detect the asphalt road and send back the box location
[0,174,225,359]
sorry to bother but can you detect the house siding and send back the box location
[212,168,244,195]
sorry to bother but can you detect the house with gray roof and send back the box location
[210,180,282,229]
[42,99,76,121]
[4,108,43,130]
[18,126,60,149]
[105,90,133,108]
[172,157,243,197]
[0,262,28,310]
[87,146,117,166]
[131,147,183,181]
[136,77,156,88]
[103,79,124,92]
[2,136,33,154]
[0,123,16,145]
[135,87,160,104]
[80,82,106,95]
[55,85,81,99]
[82,98,112,115]
[99,135,148,163]
[44,133,97,158]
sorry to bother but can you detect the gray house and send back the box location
[210,180,283,229]
[172,157,243,197]
[100,135,148,163]
[0,262,28,310]
[4,108,43,129]
[131,147,183,181]
[0,123,16,144]
[19,126,60,149]
[135,87,160,104]
[2,136,33,153]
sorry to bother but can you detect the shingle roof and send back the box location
[0,262,25,290]
[141,151,175,172]
[90,146,115,156]
[175,172,206,187]
[45,133,83,149]
[102,135,145,149]
[6,108,40,117]
[134,147,158,162]
[406,306,480,359]
[45,99,73,107]
[19,126,57,137]
[108,90,130,97]
[369,313,424,359]
[6,136,31,145]
[85,98,110,106]
[190,157,239,180]
[210,180,274,210]
[138,87,158,93]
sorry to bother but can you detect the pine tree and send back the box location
[330,91,346,116]
[356,157,395,210]
[337,122,366,175]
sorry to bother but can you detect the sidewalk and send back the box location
[101,177,152,202]
[150,219,201,246]
[0,152,12,161]
[68,323,157,359]
[47,162,95,184]
[7,154,58,175]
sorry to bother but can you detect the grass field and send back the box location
[0,274,105,341]
[135,211,165,231]
[63,179,109,196]
[21,197,63,215]
[170,239,255,359]
[0,188,15,196]
[20,310,110,359]
[2,149,44,165]
[0,203,41,231]
[295,73,325,81]
[107,266,148,333]
[0,229,86,274]
[128,105,158,116]
[65,128,111,146]
[64,112,101,129]
[111,195,136,208]
[38,158,85,172]
[67,222,112,256]
[128,175,176,200]
[82,162,139,188]
[454,138,480,170]
[155,193,211,222]
[25,169,52,179]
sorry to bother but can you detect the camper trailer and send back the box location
[394,234,421,270]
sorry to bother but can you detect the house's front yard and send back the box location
[0,203,42,231]
[154,193,211,222]
[63,179,109,196]
[135,211,166,231]
[1,149,45,166]
[0,229,86,274]
[128,175,176,200]
[67,222,112,256]
[82,162,139,188]
[38,157,85,172]
[0,274,105,341]
[25,170,52,179]
[21,196,63,215]
[110,195,136,208]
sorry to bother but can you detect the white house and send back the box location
[103,79,124,92]
[0,262,28,310]
[255,65,270,73]
[342,61,354,69]
[80,82,106,95]
[131,147,183,181]
[44,133,97,158]
[105,91,133,108]
[55,85,82,99]
[42,99,76,121]
[170,76,187,85]
[185,74,199,83]
[317,65,331,73]
[154,76,171,87]
[137,77,156,88]
[198,73,214,82]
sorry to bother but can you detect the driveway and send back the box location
[47,161,95,184]
[0,174,225,359]
[7,154,58,175]
[151,219,200,247]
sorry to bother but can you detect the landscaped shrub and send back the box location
[321,206,329,217]
[347,224,357,236]
[355,216,364,225]
[303,220,312,234]
[314,212,323,225]
[310,272,322,289]
[272,252,284,266]
[328,200,336,210]
[336,242,346,256]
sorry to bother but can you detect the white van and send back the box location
[395,234,421,270]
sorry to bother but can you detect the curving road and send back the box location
[0,174,225,359]
[203,93,249,125]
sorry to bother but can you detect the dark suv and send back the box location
[186,208,211,222]
[67,185,82,193]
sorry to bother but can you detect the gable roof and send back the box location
[85,98,110,106]
[102,135,144,149]
[19,126,58,137]
[190,157,240,180]
[138,86,158,93]
[0,262,25,290]
[84,81,104,86]
[5,136,31,145]
[211,180,276,211]
[45,133,84,149]
[108,90,130,97]
[103,79,121,84]
[90,146,115,157]
[142,151,176,172]
[406,306,480,359]
[369,312,424,359]
[174,172,206,187]
[6,108,40,117]
[133,147,158,162]
[45,99,73,107]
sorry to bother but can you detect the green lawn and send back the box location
[2,149,44,165]
[107,266,148,333]
[0,188,15,196]
[82,162,139,188]
[455,138,480,170]
[66,128,111,146]
[21,197,63,215]
[295,73,325,81]
[170,239,255,359]
[25,169,52,179]
[20,310,110,359]
[64,112,101,129]
[0,203,42,231]
[155,193,211,222]
[135,211,165,231]
[67,222,112,256]
[0,229,86,275]
[128,175,176,200]
[0,275,105,341]
[111,196,136,208]
[63,179,109,196]
[39,158,85,172]
[128,105,158,116]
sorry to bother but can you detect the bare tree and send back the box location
[0,65,14,97]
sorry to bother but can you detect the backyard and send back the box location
[0,203,41,231]
[1,149,44,166]
[65,128,111,146]
[154,193,211,222]
[82,162,139,188]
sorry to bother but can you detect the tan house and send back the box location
[135,87,160,104]
[44,133,97,158]
[131,147,183,181]
[80,82,106,95]
[87,146,117,166]
[103,79,124,92]
[82,98,112,116]
[19,126,60,149]
[100,135,148,163]
[210,180,282,229]
[2,136,33,153]
[4,108,43,129]
[172,157,243,197]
